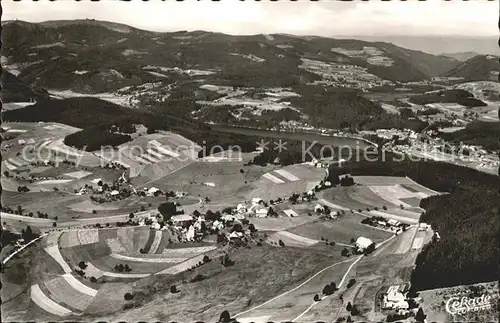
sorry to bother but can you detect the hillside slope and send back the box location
[443,55,499,81]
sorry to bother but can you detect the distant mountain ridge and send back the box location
[440,51,480,62]
[1,19,466,96]
[443,55,500,81]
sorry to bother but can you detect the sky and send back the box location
[2,0,498,37]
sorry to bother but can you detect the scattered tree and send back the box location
[78,261,87,270]
[415,308,426,322]
[218,310,231,323]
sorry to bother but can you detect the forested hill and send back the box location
[443,54,499,81]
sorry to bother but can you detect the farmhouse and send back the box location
[171,214,194,226]
[236,203,247,214]
[252,197,264,205]
[418,223,430,231]
[110,190,120,196]
[146,187,161,196]
[255,207,269,218]
[314,203,325,213]
[382,285,409,310]
[388,219,400,227]
[355,237,374,251]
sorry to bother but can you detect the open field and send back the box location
[288,215,393,245]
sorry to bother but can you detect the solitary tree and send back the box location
[78,261,87,270]
[170,285,178,293]
[314,294,320,302]
[218,310,231,323]
[346,302,352,311]
[415,308,426,322]
[124,292,134,301]
[278,239,285,247]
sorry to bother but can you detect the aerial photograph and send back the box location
[1,1,499,322]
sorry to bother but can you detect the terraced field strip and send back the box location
[37,179,73,185]
[146,148,165,159]
[393,226,418,254]
[148,230,162,254]
[262,172,286,184]
[155,254,205,275]
[318,198,350,211]
[274,169,300,182]
[277,231,319,246]
[31,284,72,317]
[110,253,187,263]
[45,245,72,273]
[3,161,17,170]
[62,273,98,297]
[161,246,217,255]
[141,153,161,163]
[141,230,156,253]
[85,261,151,278]
[134,156,151,164]
[149,140,181,157]
[44,276,94,311]
[8,157,28,167]
[404,177,442,196]
[63,170,93,179]
[77,229,99,245]
[39,140,53,148]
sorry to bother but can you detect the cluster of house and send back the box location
[375,128,418,141]
[236,197,272,218]
[382,284,413,312]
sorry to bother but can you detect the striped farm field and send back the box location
[274,169,300,182]
[161,245,217,256]
[288,214,393,245]
[42,276,94,311]
[262,172,286,184]
[155,255,204,275]
[90,255,172,274]
[269,231,319,247]
[110,253,187,263]
[141,229,156,253]
[153,230,175,254]
[148,230,162,254]
[31,284,72,317]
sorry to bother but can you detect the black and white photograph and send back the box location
[1,1,499,322]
